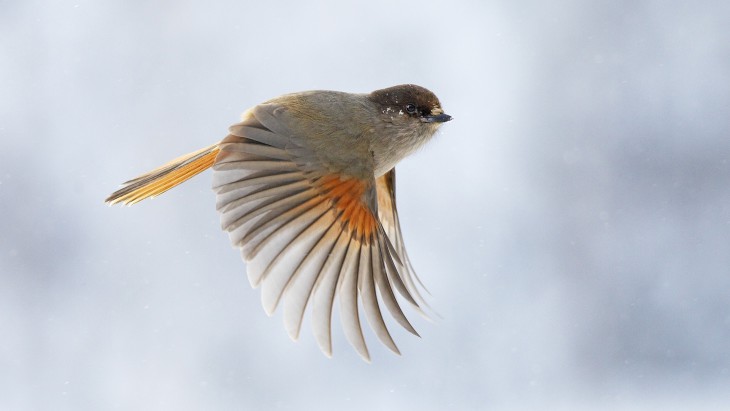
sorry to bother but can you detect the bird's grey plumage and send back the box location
[105,84,451,361]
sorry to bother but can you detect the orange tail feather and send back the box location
[106,144,220,205]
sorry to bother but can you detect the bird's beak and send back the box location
[422,113,452,123]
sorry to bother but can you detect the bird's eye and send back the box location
[405,103,417,114]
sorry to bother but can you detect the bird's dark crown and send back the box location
[368,84,443,118]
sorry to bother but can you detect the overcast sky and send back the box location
[2,0,729,410]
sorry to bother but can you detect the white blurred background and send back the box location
[1,0,729,409]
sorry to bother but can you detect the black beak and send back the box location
[422,113,452,123]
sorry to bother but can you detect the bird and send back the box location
[105,84,452,361]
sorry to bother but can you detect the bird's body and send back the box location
[106,84,451,361]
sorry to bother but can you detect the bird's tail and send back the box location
[105,143,220,205]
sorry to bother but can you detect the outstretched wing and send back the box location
[213,103,424,361]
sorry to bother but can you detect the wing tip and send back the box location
[359,351,372,363]
[319,345,334,359]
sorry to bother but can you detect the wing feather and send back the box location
[310,230,350,357]
[373,233,419,336]
[338,242,369,361]
[246,198,330,289]
[359,240,399,355]
[376,170,434,315]
[283,218,342,340]
[258,203,335,315]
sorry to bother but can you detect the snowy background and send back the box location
[2,0,729,409]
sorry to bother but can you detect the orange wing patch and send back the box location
[315,174,377,242]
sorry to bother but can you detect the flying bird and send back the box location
[106,84,452,361]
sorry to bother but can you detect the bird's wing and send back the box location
[375,169,433,315]
[213,104,423,361]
